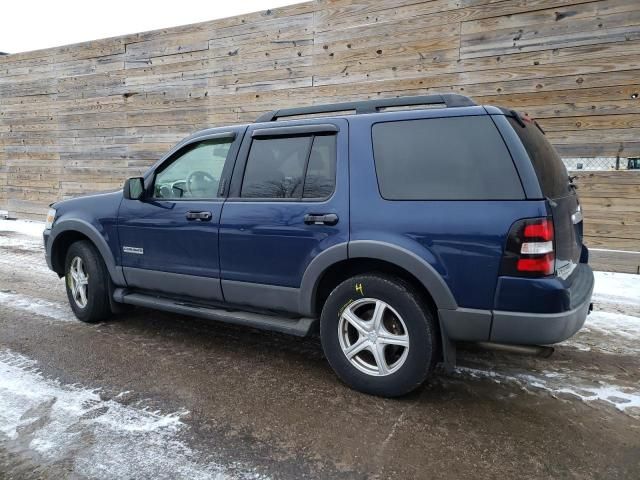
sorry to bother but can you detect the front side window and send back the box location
[154,139,232,199]
[240,134,336,199]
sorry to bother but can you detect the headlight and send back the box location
[45,208,57,230]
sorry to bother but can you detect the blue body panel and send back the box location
[219,118,350,288]
[346,110,547,310]
[118,199,223,278]
[117,125,246,282]
[45,102,593,344]
[53,191,123,263]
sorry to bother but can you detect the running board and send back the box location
[113,289,317,337]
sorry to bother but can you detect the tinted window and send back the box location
[507,116,570,199]
[372,116,524,200]
[303,135,336,198]
[241,134,336,199]
[154,139,232,199]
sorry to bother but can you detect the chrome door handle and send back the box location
[304,213,339,226]
[186,211,212,221]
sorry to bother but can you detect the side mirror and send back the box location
[123,177,145,200]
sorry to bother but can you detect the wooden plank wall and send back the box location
[574,171,640,263]
[1,0,639,254]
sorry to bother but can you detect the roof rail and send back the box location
[255,94,476,123]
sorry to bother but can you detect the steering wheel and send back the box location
[186,171,217,197]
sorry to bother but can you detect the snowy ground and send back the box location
[1,218,639,478]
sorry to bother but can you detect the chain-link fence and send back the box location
[562,157,640,171]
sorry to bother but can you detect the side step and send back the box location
[113,289,317,337]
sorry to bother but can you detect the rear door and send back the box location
[507,116,582,278]
[218,119,349,313]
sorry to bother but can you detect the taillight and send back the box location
[500,218,555,277]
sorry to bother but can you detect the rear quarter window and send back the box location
[372,116,524,200]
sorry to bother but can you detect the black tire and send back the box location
[64,240,112,323]
[320,274,438,397]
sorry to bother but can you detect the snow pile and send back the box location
[593,271,640,307]
[0,219,45,238]
[0,350,267,479]
[0,291,72,322]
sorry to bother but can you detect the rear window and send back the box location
[372,116,524,200]
[507,116,570,199]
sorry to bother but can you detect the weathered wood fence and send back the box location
[1,0,639,261]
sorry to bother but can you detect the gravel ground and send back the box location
[0,220,639,479]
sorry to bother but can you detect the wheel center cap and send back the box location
[367,332,378,343]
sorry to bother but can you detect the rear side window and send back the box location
[303,135,336,198]
[507,116,570,199]
[241,134,336,199]
[372,116,524,200]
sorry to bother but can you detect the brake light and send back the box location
[500,218,555,277]
[523,221,553,241]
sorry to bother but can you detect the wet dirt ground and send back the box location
[0,225,639,479]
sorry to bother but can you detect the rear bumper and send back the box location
[492,263,594,344]
[490,292,592,345]
[440,263,594,345]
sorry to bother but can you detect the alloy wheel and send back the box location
[68,256,89,308]
[338,298,410,376]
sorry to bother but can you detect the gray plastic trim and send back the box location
[222,279,300,314]
[439,308,492,342]
[114,289,316,337]
[299,242,349,316]
[491,293,592,345]
[348,240,457,310]
[49,219,126,285]
[123,267,223,301]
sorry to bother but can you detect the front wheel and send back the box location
[64,240,112,323]
[320,274,438,397]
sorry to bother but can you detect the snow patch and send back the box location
[593,271,640,307]
[0,349,267,479]
[0,232,43,250]
[0,219,45,238]
[0,291,73,322]
[457,366,640,416]
[586,310,640,339]
[562,310,640,354]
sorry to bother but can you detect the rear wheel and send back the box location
[320,274,438,397]
[64,241,112,323]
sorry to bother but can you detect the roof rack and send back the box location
[255,94,476,123]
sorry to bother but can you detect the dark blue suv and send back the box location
[43,94,594,397]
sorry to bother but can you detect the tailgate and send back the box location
[549,191,582,278]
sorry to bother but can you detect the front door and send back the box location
[219,119,349,313]
[117,131,240,301]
